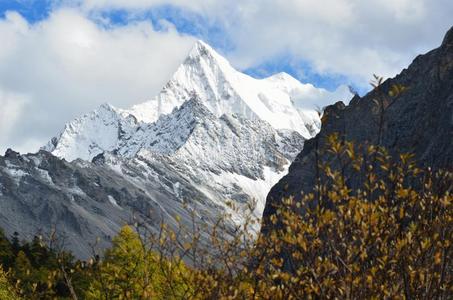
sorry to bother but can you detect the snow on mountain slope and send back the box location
[42,103,138,161]
[36,40,350,244]
[115,97,304,225]
[44,40,349,163]
[38,95,304,239]
[148,40,313,135]
[131,40,349,138]
[119,98,302,169]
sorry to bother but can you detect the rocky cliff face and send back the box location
[264,26,453,224]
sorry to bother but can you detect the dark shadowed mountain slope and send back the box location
[264,26,453,224]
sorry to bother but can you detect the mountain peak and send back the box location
[193,39,212,50]
[98,102,116,112]
[191,39,218,55]
[269,72,293,79]
[265,72,301,85]
[186,39,231,67]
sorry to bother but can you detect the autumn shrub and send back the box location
[0,139,451,299]
[0,267,20,300]
[250,136,452,299]
[86,137,451,299]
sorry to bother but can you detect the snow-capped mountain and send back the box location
[41,40,350,227]
[131,40,320,137]
[43,40,350,162]
[0,40,350,257]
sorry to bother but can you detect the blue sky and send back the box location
[0,0,52,23]
[0,0,451,153]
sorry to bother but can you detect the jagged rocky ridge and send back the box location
[0,41,350,258]
[264,26,453,227]
[0,99,304,258]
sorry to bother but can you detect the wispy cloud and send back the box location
[76,0,453,84]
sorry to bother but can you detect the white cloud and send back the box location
[0,88,29,152]
[216,0,452,85]
[292,84,352,111]
[79,0,452,83]
[0,9,195,153]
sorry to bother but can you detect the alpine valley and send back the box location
[0,40,350,258]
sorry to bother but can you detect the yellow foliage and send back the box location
[76,138,452,299]
[0,267,20,300]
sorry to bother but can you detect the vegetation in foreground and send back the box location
[0,136,451,299]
